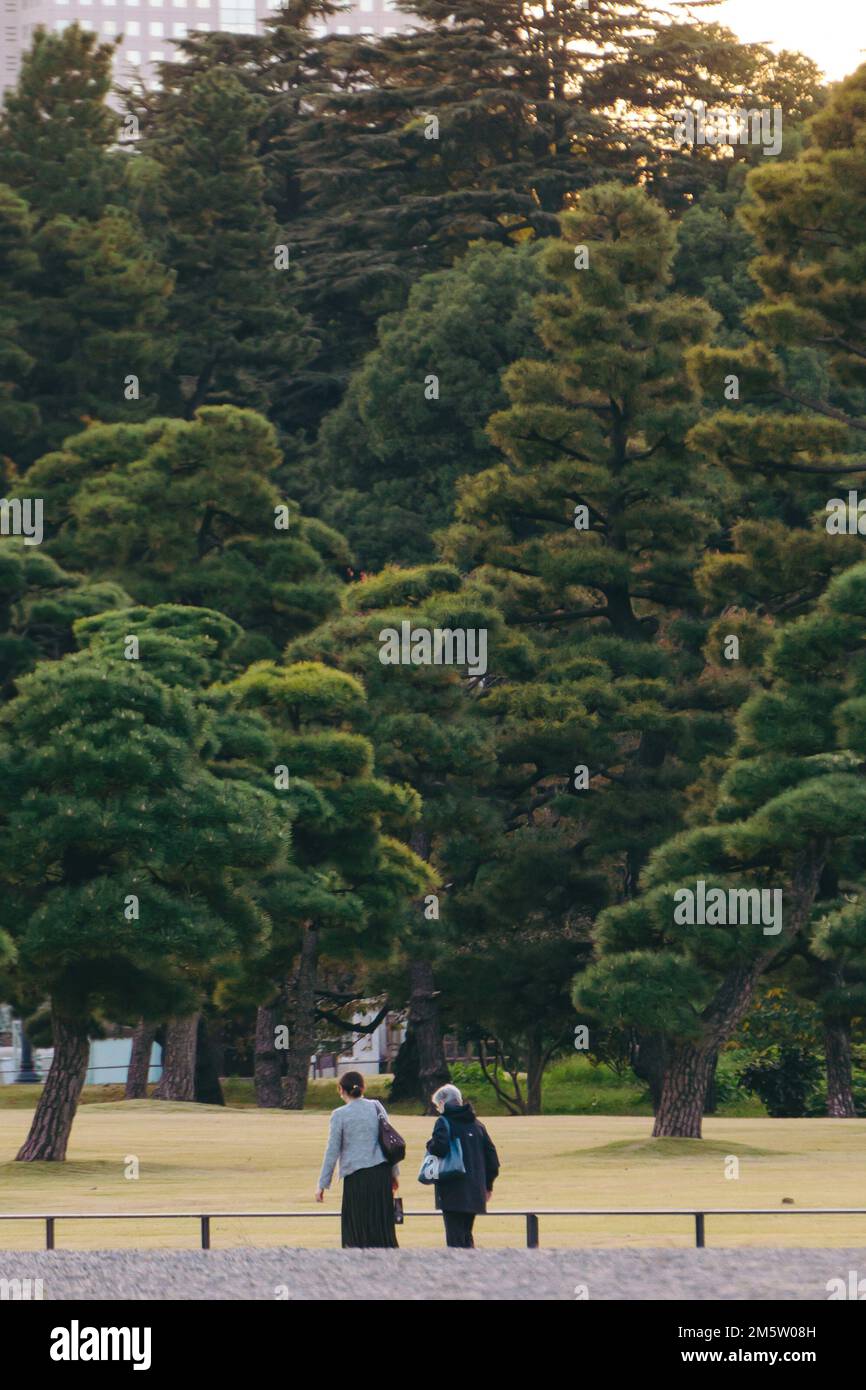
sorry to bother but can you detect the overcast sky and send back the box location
[665,0,866,82]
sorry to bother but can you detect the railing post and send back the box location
[201,1215,211,1250]
[526,1213,539,1249]
[46,1216,55,1250]
[694,1212,705,1249]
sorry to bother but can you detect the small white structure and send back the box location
[0,1016,161,1086]
[310,1008,405,1079]
[85,1037,162,1086]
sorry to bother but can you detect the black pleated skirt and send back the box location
[341,1161,398,1249]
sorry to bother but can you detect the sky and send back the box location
[666,0,866,83]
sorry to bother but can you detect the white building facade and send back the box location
[2,0,412,97]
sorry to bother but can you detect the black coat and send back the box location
[427,1102,500,1214]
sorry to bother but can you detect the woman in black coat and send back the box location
[426,1084,500,1248]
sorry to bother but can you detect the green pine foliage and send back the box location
[0,185,39,459]
[578,562,866,1135]
[440,183,740,899]
[0,638,289,1157]
[303,241,551,570]
[0,540,129,695]
[0,25,123,224]
[139,67,312,419]
[0,27,175,466]
[17,406,349,657]
[219,656,429,1107]
[686,66,866,622]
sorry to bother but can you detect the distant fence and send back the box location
[3,1208,866,1251]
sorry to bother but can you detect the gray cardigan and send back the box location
[318,1097,397,1189]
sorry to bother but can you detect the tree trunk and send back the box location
[653,854,827,1139]
[824,1019,856,1117]
[654,965,764,1138]
[388,1028,421,1104]
[125,1021,156,1099]
[255,1001,283,1108]
[152,1013,199,1101]
[282,924,319,1110]
[403,828,451,1114]
[407,957,451,1114]
[704,1048,719,1115]
[630,1032,667,1113]
[194,1016,225,1105]
[653,1043,715,1138]
[16,1007,89,1161]
[526,1031,544,1115]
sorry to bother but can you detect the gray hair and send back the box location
[432,1083,462,1110]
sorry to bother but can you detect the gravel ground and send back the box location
[1,1247,863,1300]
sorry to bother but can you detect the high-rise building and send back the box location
[1,0,412,97]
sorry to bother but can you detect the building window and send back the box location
[172,20,185,34]
[126,20,140,34]
[336,24,349,33]
[149,20,163,34]
[194,21,209,29]
[150,49,165,59]
[127,48,140,61]
[103,19,117,32]
[360,0,373,9]
[54,18,69,29]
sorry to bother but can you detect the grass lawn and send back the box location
[0,1056,766,1118]
[1,1098,864,1253]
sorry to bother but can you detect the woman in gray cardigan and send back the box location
[315,1071,400,1248]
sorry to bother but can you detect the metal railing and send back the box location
[2,1207,866,1251]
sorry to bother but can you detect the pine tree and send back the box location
[430,182,752,1105]
[287,560,509,1108]
[221,658,428,1109]
[0,185,39,460]
[2,640,287,1158]
[14,208,174,461]
[685,64,866,628]
[72,600,270,1102]
[303,240,550,570]
[140,3,821,432]
[0,540,129,697]
[140,67,311,419]
[19,406,349,657]
[809,900,866,1116]
[0,28,174,466]
[0,25,123,225]
[577,561,866,1137]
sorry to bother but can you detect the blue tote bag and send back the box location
[417,1116,466,1185]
